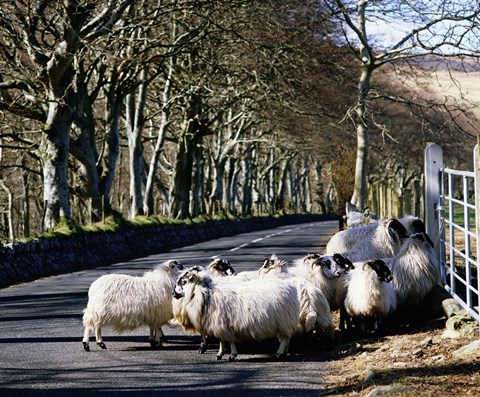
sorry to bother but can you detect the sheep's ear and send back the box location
[387,219,408,239]
[362,260,374,271]
[410,218,426,234]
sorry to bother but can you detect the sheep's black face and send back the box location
[170,260,184,271]
[313,256,343,278]
[212,259,236,276]
[368,259,393,283]
[261,257,276,271]
[333,253,354,271]
[173,276,187,299]
[173,267,204,298]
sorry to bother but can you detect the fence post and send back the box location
[475,135,480,279]
[424,143,443,259]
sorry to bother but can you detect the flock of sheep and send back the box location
[82,215,440,361]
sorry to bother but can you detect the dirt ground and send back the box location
[307,307,480,397]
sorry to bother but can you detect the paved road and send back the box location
[0,220,339,397]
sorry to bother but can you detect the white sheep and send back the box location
[82,259,184,351]
[339,259,397,333]
[172,268,300,361]
[326,216,424,255]
[258,255,334,336]
[262,253,353,310]
[383,232,440,308]
[326,218,408,262]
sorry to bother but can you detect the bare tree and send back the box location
[326,0,480,211]
[0,1,135,229]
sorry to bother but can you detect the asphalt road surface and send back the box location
[0,220,339,397]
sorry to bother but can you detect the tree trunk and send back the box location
[144,63,173,216]
[0,180,14,241]
[350,0,373,211]
[125,68,148,218]
[100,74,122,215]
[170,132,199,219]
[42,100,72,230]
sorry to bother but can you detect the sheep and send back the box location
[382,232,440,308]
[207,257,236,277]
[326,216,424,256]
[82,259,184,351]
[258,255,334,336]
[190,259,237,353]
[260,253,353,310]
[339,259,397,333]
[172,267,300,361]
[326,218,408,262]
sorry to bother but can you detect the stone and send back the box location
[442,298,464,318]
[452,340,480,358]
[419,337,433,347]
[366,385,413,397]
[445,310,479,336]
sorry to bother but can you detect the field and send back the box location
[431,69,480,119]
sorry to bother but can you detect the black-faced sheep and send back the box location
[383,232,440,307]
[172,268,300,361]
[262,253,353,310]
[326,216,424,256]
[207,257,236,277]
[339,259,397,333]
[258,255,334,336]
[326,218,408,262]
[82,259,184,351]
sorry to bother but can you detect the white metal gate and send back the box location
[425,141,479,324]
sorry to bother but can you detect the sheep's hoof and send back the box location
[97,342,107,349]
[216,354,223,360]
[198,343,207,354]
[82,342,90,352]
[275,353,285,360]
[228,354,237,361]
[150,341,162,349]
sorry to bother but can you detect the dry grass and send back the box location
[312,310,480,396]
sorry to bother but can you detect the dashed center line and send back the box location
[227,224,313,253]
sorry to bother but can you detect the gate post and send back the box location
[424,143,443,260]
[475,135,480,277]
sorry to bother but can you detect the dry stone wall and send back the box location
[0,214,335,289]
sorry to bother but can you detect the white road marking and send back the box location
[227,224,314,252]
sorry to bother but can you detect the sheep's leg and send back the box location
[82,326,91,351]
[216,339,226,360]
[95,327,107,349]
[158,327,167,343]
[275,337,290,359]
[149,327,164,348]
[228,342,238,361]
[198,334,208,354]
[149,328,155,347]
[339,307,351,331]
